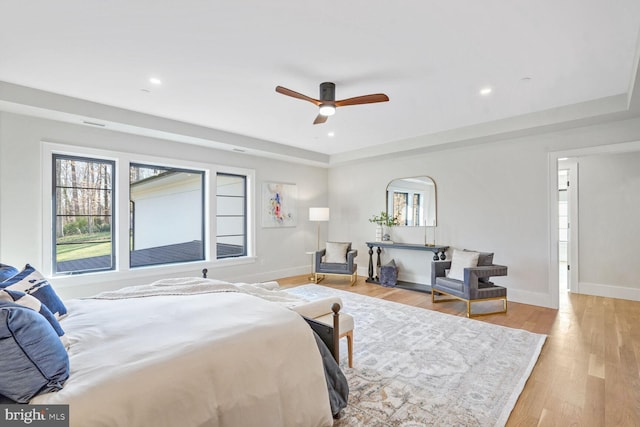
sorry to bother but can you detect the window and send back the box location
[53,155,115,274]
[129,163,205,267]
[412,193,422,226]
[393,192,408,225]
[392,191,423,226]
[47,143,254,277]
[216,173,247,258]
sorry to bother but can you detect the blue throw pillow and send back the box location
[1,264,67,319]
[0,301,69,403]
[0,263,18,281]
[0,289,67,346]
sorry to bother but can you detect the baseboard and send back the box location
[506,288,557,309]
[233,266,311,284]
[577,282,640,302]
[396,272,424,284]
[356,267,425,285]
[356,267,558,309]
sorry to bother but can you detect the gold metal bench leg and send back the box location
[468,297,509,317]
[433,288,507,317]
[432,290,457,304]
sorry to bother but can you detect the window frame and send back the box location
[52,154,116,274]
[42,142,256,285]
[216,172,248,259]
[129,162,206,268]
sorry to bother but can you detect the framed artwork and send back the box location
[261,182,297,227]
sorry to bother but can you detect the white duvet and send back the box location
[32,287,333,427]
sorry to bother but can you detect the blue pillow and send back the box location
[1,264,67,319]
[0,301,70,403]
[0,263,18,281]
[0,289,67,345]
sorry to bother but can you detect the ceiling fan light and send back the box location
[318,104,336,116]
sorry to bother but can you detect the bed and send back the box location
[25,277,345,427]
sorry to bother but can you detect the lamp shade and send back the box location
[309,207,330,222]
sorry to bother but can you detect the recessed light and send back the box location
[479,87,492,96]
[521,77,532,82]
[149,77,162,85]
[328,131,335,137]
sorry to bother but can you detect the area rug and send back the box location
[286,284,546,427]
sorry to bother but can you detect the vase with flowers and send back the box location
[369,211,399,242]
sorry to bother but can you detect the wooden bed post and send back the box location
[331,303,341,364]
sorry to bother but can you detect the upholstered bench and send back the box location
[291,296,355,368]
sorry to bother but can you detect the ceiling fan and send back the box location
[275,82,389,124]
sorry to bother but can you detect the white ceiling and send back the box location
[1,0,640,161]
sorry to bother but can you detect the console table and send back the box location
[365,241,449,293]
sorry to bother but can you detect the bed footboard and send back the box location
[303,302,340,364]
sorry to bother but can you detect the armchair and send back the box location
[314,242,358,286]
[430,250,507,317]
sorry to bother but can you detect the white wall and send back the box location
[0,112,329,298]
[132,176,202,250]
[328,116,640,308]
[577,151,640,298]
[2,109,640,306]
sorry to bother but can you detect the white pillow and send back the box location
[447,249,479,281]
[324,242,350,263]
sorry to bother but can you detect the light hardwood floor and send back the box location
[277,275,640,427]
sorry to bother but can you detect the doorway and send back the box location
[558,168,569,291]
[549,140,640,308]
[557,158,578,294]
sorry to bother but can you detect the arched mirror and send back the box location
[386,176,437,226]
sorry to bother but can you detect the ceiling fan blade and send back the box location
[313,114,328,125]
[335,93,389,107]
[275,86,321,106]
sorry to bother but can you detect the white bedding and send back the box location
[31,286,333,427]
